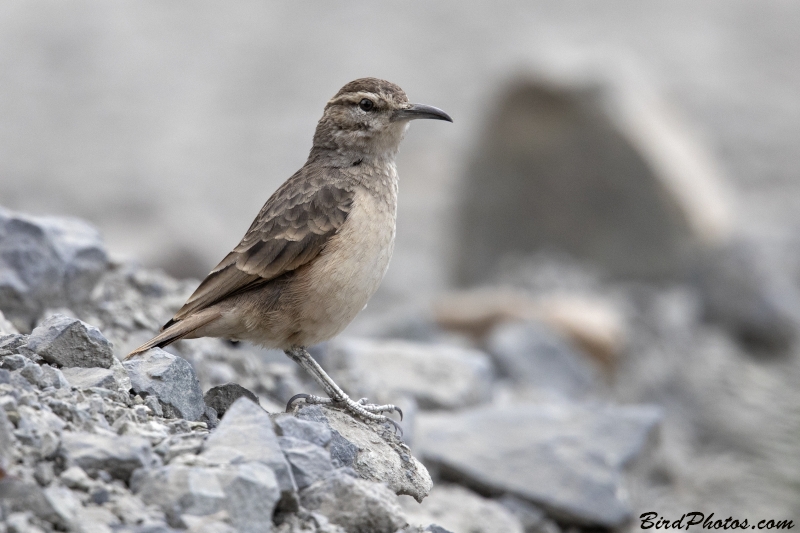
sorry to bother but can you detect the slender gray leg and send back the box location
[284,347,402,428]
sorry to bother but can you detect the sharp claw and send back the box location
[395,407,403,421]
[387,418,403,437]
[285,393,310,412]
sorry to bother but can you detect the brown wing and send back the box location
[169,169,354,324]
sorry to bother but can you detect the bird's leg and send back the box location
[284,347,402,431]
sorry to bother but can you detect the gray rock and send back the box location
[0,208,108,331]
[499,495,562,533]
[1,353,29,371]
[203,382,259,417]
[486,321,599,398]
[15,405,65,458]
[324,338,494,410]
[216,463,281,533]
[124,348,205,421]
[0,333,27,356]
[697,242,800,351]
[41,485,82,531]
[274,509,347,533]
[399,484,524,533]
[202,397,296,507]
[34,461,55,487]
[132,463,280,533]
[0,407,14,469]
[296,406,358,470]
[60,367,117,390]
[274,414,332,448]
[27,314,114,369]
[0,480,63,527]
[399,527,455,533]
[60,432,154,481]
[295,405,432,502]
[416,403,661,527]
[279,436,334,490]
[13,359,69,390]
[300,470,408,533]
[145,395,164,417]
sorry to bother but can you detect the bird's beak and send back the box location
[392,103,453,123]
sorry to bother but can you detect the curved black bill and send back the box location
[392,103,453,123]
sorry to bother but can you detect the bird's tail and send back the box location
[124,311,220,359]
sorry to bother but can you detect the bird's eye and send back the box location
[358,98,374,112]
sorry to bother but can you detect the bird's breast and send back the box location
[290,181,397,343]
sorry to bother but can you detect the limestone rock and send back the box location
[124,348,205,421]
[416,403,661,527]
[27,314,114,369]
[296,404,432,503]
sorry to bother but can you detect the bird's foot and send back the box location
[286,393,403,435]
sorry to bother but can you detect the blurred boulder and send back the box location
[697,241,800,351]
[434,289,627,362]
[0,309,17,334]
[295,404,432,502]
[27,314,114,369]
[0,207,108,332]
[400,484,524,533]
[203,382,260,417]
[124,348,206,421]
[454,77,733,284]
[323,338,494,410]
[486,321,599,399]
[0,407,14,471]
[416,402,661,528]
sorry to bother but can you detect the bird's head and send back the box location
[310,77,452,165]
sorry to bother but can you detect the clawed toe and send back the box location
[285,393,403,435]
[285,393,332,412]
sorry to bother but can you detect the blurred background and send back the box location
[2,0,800,530]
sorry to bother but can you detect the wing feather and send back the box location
[170,169,354,323]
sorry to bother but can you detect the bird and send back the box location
[125,78,451,430]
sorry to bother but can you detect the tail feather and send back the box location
[124,311,220,359]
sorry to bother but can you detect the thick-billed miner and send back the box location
[126,78,452,430]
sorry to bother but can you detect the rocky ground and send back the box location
[2,204,800,532]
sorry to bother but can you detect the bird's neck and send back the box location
[306,146,399,170]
